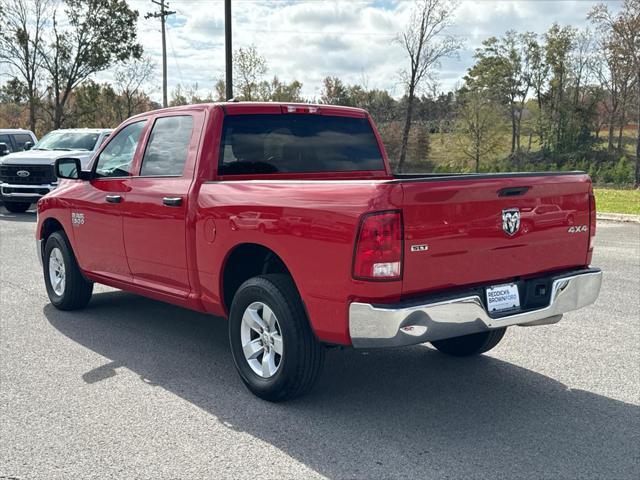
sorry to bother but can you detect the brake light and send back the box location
[353,211,403,280]
[589,192,597,252]
[282,105,320,114]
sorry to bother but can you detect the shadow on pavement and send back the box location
[0,208,37,222]
[44,291,639,479]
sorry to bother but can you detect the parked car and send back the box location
[36,103,602,401]
[0,128,37,156]
[0,128,112,213]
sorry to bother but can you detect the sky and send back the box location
[104,0,623,101]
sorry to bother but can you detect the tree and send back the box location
[590,0,640,185]
[525,33,549,148]
[41,0,142,128]
[456,90,503,172]
[544,24,575,152]
[466,31,535,157]
[0,0,51,133]
[397,0,461,172]
[114,56,155,121]
[591,29,633,152]
[258,77,304,102]
[170,83,213,106]
[233,45,267,101]
[0,79,29,127]
[214,78,226,102]
[319,77,351,105]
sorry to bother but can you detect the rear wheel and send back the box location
[44,231,93,310]
[3,202,31,213]
[431,328,507,357]
[229,274,325,401]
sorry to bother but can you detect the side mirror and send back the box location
[23,141,33,151]
[55,157,89,180]
[0,143,9,156]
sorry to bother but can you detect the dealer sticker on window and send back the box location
[486,283,520,313]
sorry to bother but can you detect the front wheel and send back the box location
[3,202,31,213]
[44,231,93,310]
[431,328,507,357]
[229,274,325,401]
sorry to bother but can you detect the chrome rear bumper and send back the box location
[349,269,602,348]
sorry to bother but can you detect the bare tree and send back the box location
[0,0,51,133]
[590,0,640,185]
[233,45,267,101]
[114,56,155,120]
[397,0,461,172]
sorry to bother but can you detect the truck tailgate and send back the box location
[399,173,592,296]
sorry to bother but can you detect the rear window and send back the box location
[218,114,384,175]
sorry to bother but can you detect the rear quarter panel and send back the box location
[195,180,403,344]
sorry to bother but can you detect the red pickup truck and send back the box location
[36,102,602,401]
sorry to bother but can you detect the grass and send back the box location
[594,188,640,215]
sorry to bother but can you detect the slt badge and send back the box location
[502,208,520,236]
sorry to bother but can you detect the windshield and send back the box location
[34,131,100,151]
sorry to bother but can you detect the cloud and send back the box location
[95,0,622,103]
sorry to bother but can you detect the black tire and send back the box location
[229,274,325,402]
[43,231,93,310]
[4,202,31,213]
[431,328,507,357]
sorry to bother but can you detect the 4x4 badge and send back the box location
[502,208,520,236]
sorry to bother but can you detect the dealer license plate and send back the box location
[486,283,520,313]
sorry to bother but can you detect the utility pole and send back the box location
[225,0,233,100]
[145,0,175,108]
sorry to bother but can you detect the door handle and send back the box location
[105,195,122,203]
[162,197,182,207]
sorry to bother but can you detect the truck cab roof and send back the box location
[127,102,368,121]
[0,128,37,134]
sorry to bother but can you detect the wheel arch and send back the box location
[220,242,299,315]
[39,217,66,241]
[38,217,67,261]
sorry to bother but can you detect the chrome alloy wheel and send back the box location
[48,247,66,296]
[240,301,283,378]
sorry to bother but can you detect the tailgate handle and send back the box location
[498,186,530,197]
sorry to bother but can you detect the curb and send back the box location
[597,212,640,224]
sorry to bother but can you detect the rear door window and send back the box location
[0,134,13,152]
[219,114,384,175]
[13,134,34,150]
[140,116,194,176]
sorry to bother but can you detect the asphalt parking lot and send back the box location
[1,207,638,480]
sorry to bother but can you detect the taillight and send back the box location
[353,211,403,280]
[589,192,597,252]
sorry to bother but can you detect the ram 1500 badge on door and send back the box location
[36,103,602,401]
